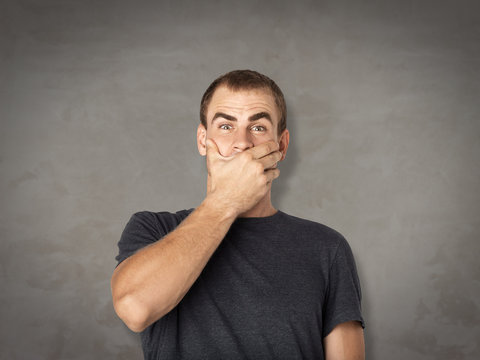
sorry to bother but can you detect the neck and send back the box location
[238,191,277,218]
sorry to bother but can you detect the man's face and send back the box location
[197,86,289,159]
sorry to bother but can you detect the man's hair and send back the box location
[200,70,287,135]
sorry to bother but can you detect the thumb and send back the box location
[206,138,221,161]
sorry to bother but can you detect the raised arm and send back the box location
[111,140,282,332]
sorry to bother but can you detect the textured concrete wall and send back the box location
[1,0,479,359]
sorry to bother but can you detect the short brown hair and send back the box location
[200,70,287,135]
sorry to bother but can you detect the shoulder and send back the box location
[278,211,347,249]
[129,209,193,231]
[115,209,194,265]
[121,208,194,245]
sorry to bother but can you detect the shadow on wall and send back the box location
[271,101,300,208]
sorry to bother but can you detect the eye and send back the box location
[219,124,233,130]
[251,125,266,132]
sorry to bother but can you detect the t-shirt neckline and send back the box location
[234,210,284,225]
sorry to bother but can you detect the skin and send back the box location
[324,321,365,360]
[111,86,364,359]
[197,86,289,217]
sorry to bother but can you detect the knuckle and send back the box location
[265,141,275,153]
[259,173,268,184]
[254,162,264,173]
[242,152,254,162]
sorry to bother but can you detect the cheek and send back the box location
[252,138,265,147]
[255,133,278,146]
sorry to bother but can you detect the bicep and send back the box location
[323,321,365,360]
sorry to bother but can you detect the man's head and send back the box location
[200,70,287,136]
[197,70,289,159]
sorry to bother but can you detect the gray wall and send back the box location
[1,0,479,359]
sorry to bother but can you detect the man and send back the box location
[111,70,365,359]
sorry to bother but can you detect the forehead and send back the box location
[207,86,278,120]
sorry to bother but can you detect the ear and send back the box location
[278,129,290,161]
[197,123,207,156]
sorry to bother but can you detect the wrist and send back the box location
[202,193,239,222]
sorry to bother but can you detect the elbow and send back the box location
[112,293,151,333]
[111,271,178,332]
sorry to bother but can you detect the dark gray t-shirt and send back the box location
[116,209,364,360]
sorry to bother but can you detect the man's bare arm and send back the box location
[111,199,237,332]
[111,140,282,332]
[323,321,365,360]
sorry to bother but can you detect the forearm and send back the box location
[111,196,237,332]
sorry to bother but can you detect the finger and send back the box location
[246,140,279,160]
[258,151,283,170]
[206,139,220,162]
[264,168,280,183]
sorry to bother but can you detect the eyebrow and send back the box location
[211,111,272,124]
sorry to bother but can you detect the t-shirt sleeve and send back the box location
[322,236,365,337]
[115,212,165,266]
